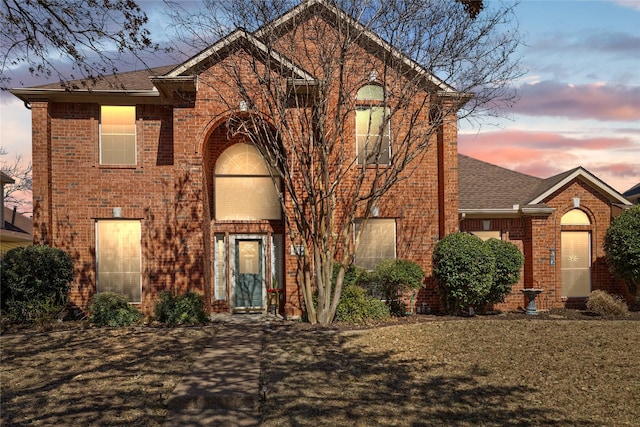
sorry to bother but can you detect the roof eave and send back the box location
[459,208,522,219]
[254,0,459,95]
[9,88,162,104]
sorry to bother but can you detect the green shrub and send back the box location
[604,205,640,307]
[0,245,74,324]
[332,263,368,287]
[433,232,495,314]
[154,291,209,325]
[363,259,425,316]
[586,290,628,317]
[89,292,143,327]
[335,284,390,324]
[483,238,524,306]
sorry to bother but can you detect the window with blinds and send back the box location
[354,218,396,270]
[356,84,390,165]
[561,231,591,297]
[96,220,142,302]
[100,106,136,165]
[214,143,281,220]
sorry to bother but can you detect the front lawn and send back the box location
[261,317,640,426]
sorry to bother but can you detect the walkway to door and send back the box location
[164,314,265,426]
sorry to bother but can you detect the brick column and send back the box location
[29,100,52,244]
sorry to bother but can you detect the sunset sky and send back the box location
[1,0,639,197]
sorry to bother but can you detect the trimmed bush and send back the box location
[368,259,425,316]
[335,284,390,324]
[154,291,209,325]
[483,238,524,306]
[604,205,640,307]
[0,245,74,324]
[89,292,143,327]
[433,232,495,314]
[586,290,628,317]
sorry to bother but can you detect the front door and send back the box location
[235,239,263,308]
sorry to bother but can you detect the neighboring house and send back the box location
[0,206,33,256]
[1,171,33,256]
[10,0,460,317]
[458,155,633,310]
[623,183,640,204]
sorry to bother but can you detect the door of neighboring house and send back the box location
[561,231,591,297]
[234,238,263,309]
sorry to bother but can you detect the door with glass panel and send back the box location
[235,239,263,308]
[561,231,591,297]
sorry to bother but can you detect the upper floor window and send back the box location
[100,106,136,165]
[215,143,282,220]
[356,84,390,165]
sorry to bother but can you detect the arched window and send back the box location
[214,143,281,220]
[356,84,390,165]
[561,209,590,225]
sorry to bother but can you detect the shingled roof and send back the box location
[458,154,632,215]
[33,64,176,91]
[458,154,543,211]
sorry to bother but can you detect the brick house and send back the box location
[10,0,461,318]
[9,0,632,318]
[459,155,633,311]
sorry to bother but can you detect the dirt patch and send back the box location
[261,315,640,426]
[1,325,216,426]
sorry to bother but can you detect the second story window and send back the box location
[215,143,282,220]
[100,105,136,165]
[356,84,390,165]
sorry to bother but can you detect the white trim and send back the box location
[254,0,458,94]
[529,168,632,206]
[165,29,315,82]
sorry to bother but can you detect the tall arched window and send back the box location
[560,209,591,297]
[356,84,390,165]
[215,143,281,220]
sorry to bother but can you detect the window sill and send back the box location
[96,164,139,170]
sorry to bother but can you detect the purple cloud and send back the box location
[513,81,640,121]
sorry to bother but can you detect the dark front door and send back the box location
[235,239,263,308]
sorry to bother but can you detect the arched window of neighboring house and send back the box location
[214,143,281,220]
[356,84,390,165]
[561,209,590,225]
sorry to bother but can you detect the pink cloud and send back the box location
[514,81,640,122]
[459,131,639,193]
[460,130,634,152]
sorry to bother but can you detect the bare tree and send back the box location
[1,0,157,89]
[168,0,523,325]
[1,146,32,214]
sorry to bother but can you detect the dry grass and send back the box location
[1,325,215,426]
[261,318,640,426]
[2,316,639,426]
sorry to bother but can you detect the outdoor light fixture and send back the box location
[372,206,380,217]
[573,197,580,208]
[113,207,122,218]
[482,220,491,231]
[549,248,556,266]
[239,100,248,111]
[369,70,377,81]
